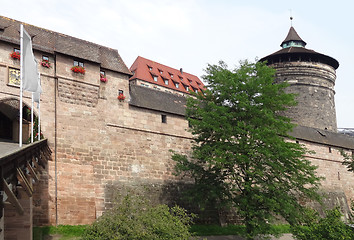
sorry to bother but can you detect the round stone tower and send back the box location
[260,26,339,132]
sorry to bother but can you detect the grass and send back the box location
[33,223,291,239]
[33,225,87,240]
[190,224,291,236]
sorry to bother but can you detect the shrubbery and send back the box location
[291,207,354,240]
[82,194,195,240]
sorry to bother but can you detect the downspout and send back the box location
[54,53,58,226]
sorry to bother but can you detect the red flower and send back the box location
[118,94,126,101]
[71,66,86,74]
[100,74,107,83]
[10,51,20,60]
[41,59,51,68]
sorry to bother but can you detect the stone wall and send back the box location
[0,37,353,226]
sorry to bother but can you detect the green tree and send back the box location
[172,60,322,240]
[340,150,354,173]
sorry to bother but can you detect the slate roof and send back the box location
[260,46,339,69]
[290,125,354,150]
[130,56,205,94]
[260,26,339,70]
[281,26,307,47]
[0,16,131,75]
[129,84,187,116]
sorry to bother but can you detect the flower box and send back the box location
[118,94,126,101]
[40,59,51,68]
[71,66,85,74]
[100,74,107,83]
[10,51,20,60]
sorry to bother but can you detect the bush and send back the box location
[291,207,354,240]
[82,194,195,240]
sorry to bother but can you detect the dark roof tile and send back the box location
[0,16,131,75]
[290,125,354,150]
[129,84,186,116]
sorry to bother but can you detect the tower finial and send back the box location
[289,9,293,26]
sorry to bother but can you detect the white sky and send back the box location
[1,0,353,128]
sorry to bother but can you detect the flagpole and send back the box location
[31,93,34,143]
[38,73,41,141]
[38,97,41,141]
[19,24,24,147]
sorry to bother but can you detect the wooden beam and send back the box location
[26,162,39,182]
[32,157,43,174]
[16,168,33,197]
[2,178,24,215]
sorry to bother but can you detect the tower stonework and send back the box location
[261,27,339,132]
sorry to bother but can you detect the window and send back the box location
[185,86,189,91]
[147,65,152,71]
[178,76,183,81]
[153,75,158,82]
[175,82,179,88]
[195,89,198,93]
[118,89,124,95]
[164,79,168,85]
[158,69,163,74]
[161,114,167,123]
[329,147,332,153]
[42,55,49,61]
[169,72,174,78]
[74,60,84,67]
[187,78,192,83]
[100,70,105,76]
[14,48,20,53]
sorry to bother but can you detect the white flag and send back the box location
[33,72,42,103]
[22,26,39,92]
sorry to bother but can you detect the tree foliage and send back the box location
[340,149,354,173]
[172,60,322,239]
[82,194,195,240]
[291,207,354,240]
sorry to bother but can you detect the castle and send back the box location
[0,15,353,231]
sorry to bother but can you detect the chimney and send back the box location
[180,68,183,74]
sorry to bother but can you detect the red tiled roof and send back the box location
[130,56,205,94]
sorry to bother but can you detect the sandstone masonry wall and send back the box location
[1,40,353,226]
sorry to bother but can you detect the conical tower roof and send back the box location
[280,26,306,48]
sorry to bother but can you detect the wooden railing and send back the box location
[0,139,51,216]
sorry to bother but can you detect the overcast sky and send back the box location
[2,0,353,128]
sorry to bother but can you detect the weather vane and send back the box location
[289,9,293,26]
